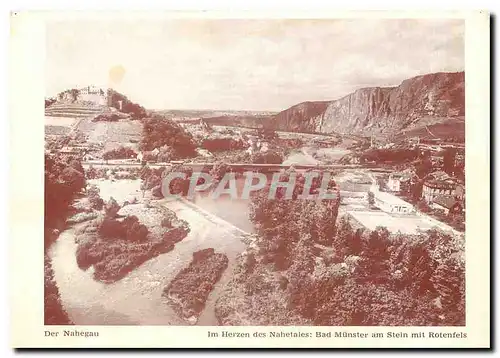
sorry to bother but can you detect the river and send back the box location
[49,146,350,325]
[49,199,246,325]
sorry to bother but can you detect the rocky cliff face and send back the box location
[271,101,331,133]
[271,72,465,135]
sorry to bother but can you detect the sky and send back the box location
[46,18,464,111]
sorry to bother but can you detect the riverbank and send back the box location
[75,202,190,283]
[49,197,248,325]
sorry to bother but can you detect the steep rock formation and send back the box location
[271,101,331,133]
[271,72,465,135]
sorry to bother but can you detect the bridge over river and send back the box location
[82,160,392,173]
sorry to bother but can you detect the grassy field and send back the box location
[85,120,142,152]
[87,179,142,205]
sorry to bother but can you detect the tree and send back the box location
[210,162,231,181]
[107,89,147,119]
[45,97,56,108]
[104,197,120,218]
[69,89,79,101]
[102,146,137,160]
[251,150,284,164]
[87,185,104,210]
[367,191,375,206]
[140,116,197,158]
[44,154,86,241]
[257,128,278,141]
[332,216,354,258]
[430,258,465,310]
[415,158,433,179]
[443,148,457,175]
[416,199,431,212]
[157,145,175,163]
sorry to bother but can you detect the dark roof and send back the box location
[423,179,457,190]
[433,195,462,209]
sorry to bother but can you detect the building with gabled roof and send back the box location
[431,195,464,215]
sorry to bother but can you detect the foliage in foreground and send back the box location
[216,168,464,326]
[45,154,86,246]
[75,200,190,283]
[44,254,72,325]
[44,153,85,325]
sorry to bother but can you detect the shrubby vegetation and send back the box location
[360,148,419,164]
[75,198,190,283]
[102,146,137,160]
[140,116,197,158]
[45,154,86,246]
[216,169,465,326]
[44,153,85,325]
[201,136,246,153]
[44,254,72,325]
[107,89,147,119]
[250,150,284,164]
[140,165,195,198]
[57,88,80,102]
[92,113,123,122]
[99,215,149,242]
[45,97,56,108]
[86,166,141,180]
[164,248,228,322]
[209,162,232,181]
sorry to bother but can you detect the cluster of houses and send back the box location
[421,171,465,215]
[382,170,465,216]
[245,135,270,156]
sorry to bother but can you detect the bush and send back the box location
[157,145,175,163]
[99,215,149,242]
[87,185,104,210]
[99,218,125,239]
[103,146,137,160]
[45,154,86,244]
[164,249,229,320]
[201,137,245,152]
[107,89,147,119]
[251,150,284,164]
[417,199,431,213]
[125,221,149,242]
[140,116,197,158]
[92,113,121,122]
[210,162,231,181]
[104,197,121,218]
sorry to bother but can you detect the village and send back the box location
[45,85,466,238]
[44,78,466,328]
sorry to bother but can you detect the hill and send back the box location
[150,109,276,129]
[269,72,465,138]
[46,87,147,119]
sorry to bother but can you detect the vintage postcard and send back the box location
[10,10,490,348]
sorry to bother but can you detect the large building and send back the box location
[79,85,108,106]
[422,171,460,204]
[372,190,414,215]
[431,195,464,215]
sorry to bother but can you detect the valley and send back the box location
[44,69,466,327]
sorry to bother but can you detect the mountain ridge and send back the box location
[269,71,465,136]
